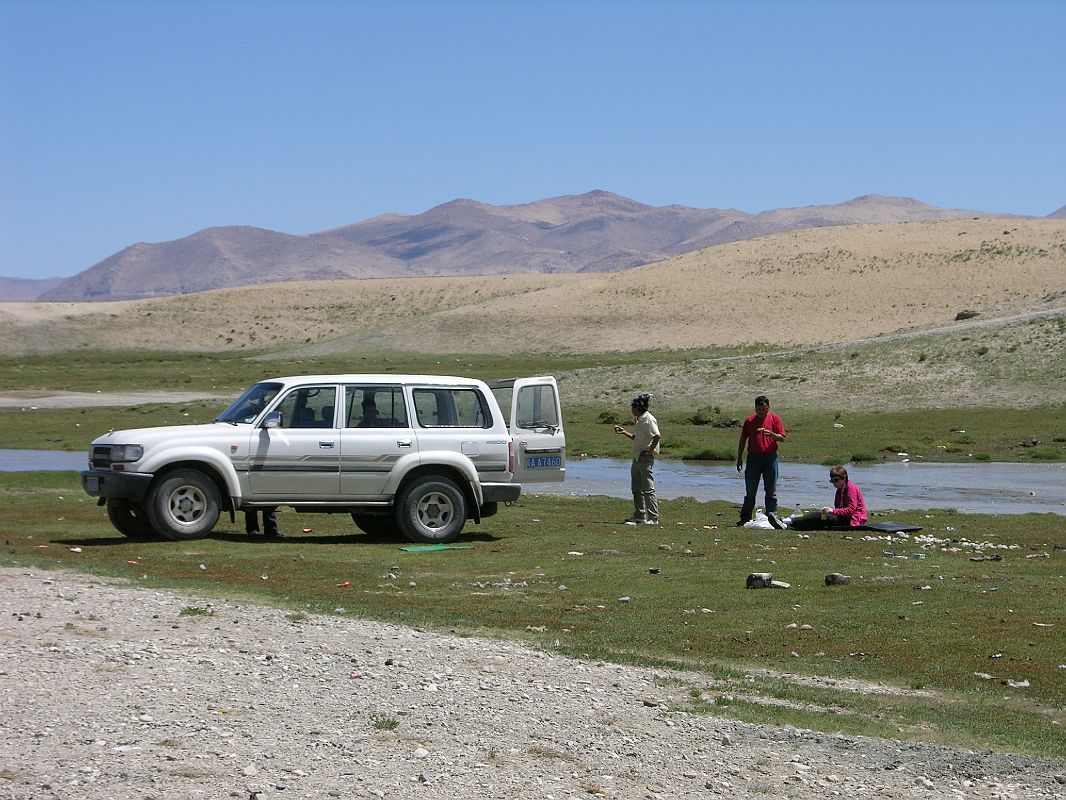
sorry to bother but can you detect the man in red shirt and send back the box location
[736,395,786,525]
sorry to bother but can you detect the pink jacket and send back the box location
[832,481,868,527]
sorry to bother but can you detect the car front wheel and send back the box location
[395,476,466,544]
[146,469,220,541]
[106,499,159,538]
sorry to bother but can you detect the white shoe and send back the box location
[624,517,644,525]
[643,519,660,525]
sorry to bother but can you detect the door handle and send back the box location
[319,441,335,448]
[397,439,413,448]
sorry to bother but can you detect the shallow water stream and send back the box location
[538,458,1066,516]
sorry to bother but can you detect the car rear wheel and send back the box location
[106,499,159,538]
[146,469,220,541]
[395,476,466,544]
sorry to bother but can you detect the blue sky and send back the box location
[3,0,1064,281]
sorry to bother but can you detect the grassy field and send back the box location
[4,469,1065,757]
[2,338,1065,758]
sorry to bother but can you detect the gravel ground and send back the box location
[2,568,1064,800]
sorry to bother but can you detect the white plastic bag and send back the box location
[743,511,774,529]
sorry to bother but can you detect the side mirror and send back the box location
[262,411,282,429]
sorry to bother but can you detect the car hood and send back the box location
[90,422,245,445]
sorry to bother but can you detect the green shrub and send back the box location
[686,406,740,428]
[1029,446,1061,460]
[850,452,879,463]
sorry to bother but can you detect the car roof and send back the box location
[260,374,487,386]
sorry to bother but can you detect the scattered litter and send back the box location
[1003,679,1030,689]
[617,596,631,603]
[1033,622,1053,628]
[970,555,1003,562]
[399,544,475,552]
[912,553,926,560]
[69,547,82,553]
[35,545,48,549]
[648,567,661,574]
[825,573,851,586]
[567,551,585,556]
[336,581,352,587]
[1026,552,1050,559]
[127,560,140,565]
[302,528,313,533]
[260,575,269,581]
[973,672,994,680]
[350,672,361,679]
[897,452,908,457]
[199,563,206,570]
[743,511,774,529]
[990,652,1003,659]
[833,423,844,428]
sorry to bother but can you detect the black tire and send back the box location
[350,513,397,537]
[106,499,159,538]
[395,476,466,544]
[146,469,220,541]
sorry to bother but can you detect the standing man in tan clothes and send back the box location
[614,392,661,525]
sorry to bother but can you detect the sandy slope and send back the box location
[1,219,1064,356]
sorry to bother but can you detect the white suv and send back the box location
[81,374,565,543]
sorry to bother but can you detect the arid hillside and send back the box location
[3,218,1064,357]
[34,191,1008,302]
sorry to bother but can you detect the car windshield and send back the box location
[214,382,283,424]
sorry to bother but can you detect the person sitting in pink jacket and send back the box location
[774,465,868,530]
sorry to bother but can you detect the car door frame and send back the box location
[489,376,566,484]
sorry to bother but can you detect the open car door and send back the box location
[489,377,565,484]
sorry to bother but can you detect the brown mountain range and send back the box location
[33,191,1026,302]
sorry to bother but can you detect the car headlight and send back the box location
[110,444,144,462]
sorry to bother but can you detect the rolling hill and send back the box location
[35,191,1012,302]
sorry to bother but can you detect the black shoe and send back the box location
[263,530,285,539]
[767,513,785,530]
[246,529,260,536]
[735,519,748,527]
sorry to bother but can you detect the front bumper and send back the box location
[81,469,154,501]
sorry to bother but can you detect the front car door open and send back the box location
[490,377,565,484]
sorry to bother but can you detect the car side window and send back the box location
[274,386,337,429]
[344,385,408,429]
[412,388,492,428]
